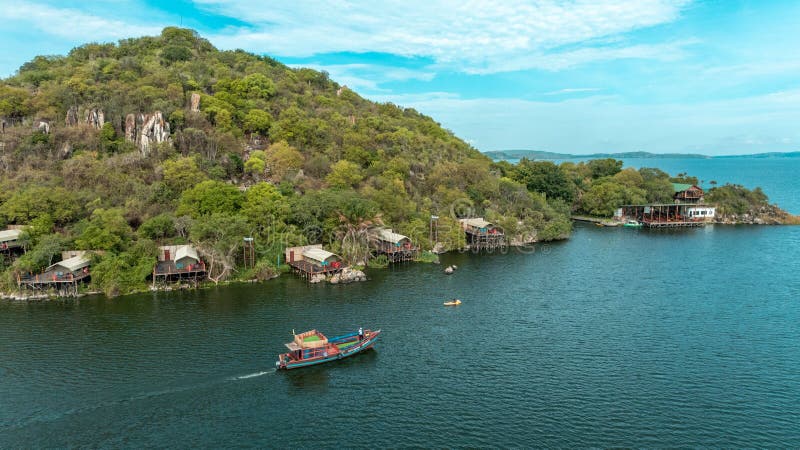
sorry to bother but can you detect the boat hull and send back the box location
[277,330,380,370]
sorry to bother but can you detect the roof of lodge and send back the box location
[460,218,493,228]
[0,229,23,243]
[302,247,339,263]
[672,183,700,192]
[46,254,91,272]
[175,245,199,262]
[376,228,409,244]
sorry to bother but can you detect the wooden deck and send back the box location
[374,245,418,262]
[152,261,206,284]
[17,269,90,296]
[641,219,705,228]
[465,230,506,251]
[288,260,345,280]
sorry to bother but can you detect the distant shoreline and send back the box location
[484,150,800,160]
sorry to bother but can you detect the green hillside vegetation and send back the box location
[0,28,571,296]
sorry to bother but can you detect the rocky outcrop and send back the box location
[84,108,104,129]
[124,114,136,142]
[309,273,326,284]
[65,106,79,127]
[123,111,172,156]
[60,142,73,158]
[190,93,201,112]
[714,205,800,225]
[329,267,366,284]
[139,112,171,156]
[34,120,50,134]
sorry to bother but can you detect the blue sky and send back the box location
[2,0,799,155]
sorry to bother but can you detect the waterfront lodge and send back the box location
[17,251,92,296]
[152,244,207,285]
[372,228,417,262]
[617,204,716,228]
[285,245,347,280]
[459,218,506,250]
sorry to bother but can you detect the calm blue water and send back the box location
[2,160,800,447]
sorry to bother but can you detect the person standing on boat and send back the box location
[358,327,363,340]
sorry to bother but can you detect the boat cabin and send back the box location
[372,228,417,262]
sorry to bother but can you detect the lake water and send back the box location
[2,160,800,447]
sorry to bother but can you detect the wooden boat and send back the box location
[623,219,643,228]
[276,328,381,370]
[443,299,462,306]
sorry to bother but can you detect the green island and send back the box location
[0,28,796,299]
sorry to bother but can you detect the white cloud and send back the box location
[287,63,436,92]
[4,1,162,42]
[543,88,601,96]
[370,89,800,154]
[197,0,692,73]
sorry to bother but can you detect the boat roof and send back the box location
[284,342,302,351]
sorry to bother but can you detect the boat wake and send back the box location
[230,369,276,380]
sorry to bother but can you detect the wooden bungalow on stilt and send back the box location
[17,251,91,296]
[152,245,206,286]
[372,228,417,262]
[285,245,346,280]
[0,228,24,260]
[459,218,506,250]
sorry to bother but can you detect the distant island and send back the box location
[485,150,800,160]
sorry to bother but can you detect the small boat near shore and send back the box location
[443,299,462,306]
[623,219,643,228]
[276,328,381,370]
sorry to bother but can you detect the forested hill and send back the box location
[0,27,571,295]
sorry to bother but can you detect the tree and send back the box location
[241,182,289,228]
[587,158,623,179]
[99,122,119,154]
[189,213,250,283]
[326,160,364,189]
[75,208,132,251]
[511,158,575,202]
[335,196,382,264]
[265,141,303,181]
[243,109,273,136]
[138,213,176,240]
[177,180,243,218]
[580,181,646,217]
[162,156,208,193]
[1,186,81,226]
[90,241,156,296]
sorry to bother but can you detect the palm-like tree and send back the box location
[336,201,383,265]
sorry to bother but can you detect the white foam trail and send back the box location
[232,369,274,380]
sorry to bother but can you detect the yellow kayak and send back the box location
[443,299,462,306]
